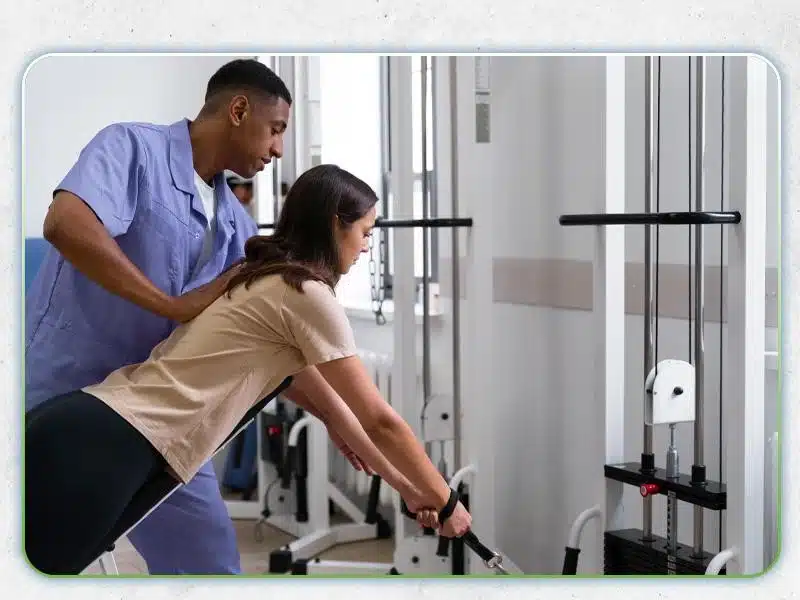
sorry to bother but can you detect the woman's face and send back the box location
[334,205,377,274]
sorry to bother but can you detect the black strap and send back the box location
[437,487,459,525]
[400,488,459,525]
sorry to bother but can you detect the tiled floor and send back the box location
[83,518,396,575]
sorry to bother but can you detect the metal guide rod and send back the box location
[421,56,432,434]
[449,56,463,473]
[642,54,658,542]
[692,55,707,558]
[256,218,473,231]
[667,424,679,559]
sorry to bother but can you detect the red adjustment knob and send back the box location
[640,483,660,497]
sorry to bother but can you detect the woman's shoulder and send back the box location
[284,278,338,309]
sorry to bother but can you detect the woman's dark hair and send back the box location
[226,164,379,296]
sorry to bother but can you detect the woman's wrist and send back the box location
[434,481,453,511]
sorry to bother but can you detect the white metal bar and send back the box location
[568,505,603,549]
[329,523,378,544]
[286,528,339,558]
[225,499,262,521]
[327,482,366,523]
[453,56,496,575]
[254,55,277,225]
[307,418,331,533]
[97,552,118,575]
[388,56,416,544]
[602,56,627,554]
[706,546,738,574]
[723,54,767,576]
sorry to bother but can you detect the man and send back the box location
[25,59,292,575]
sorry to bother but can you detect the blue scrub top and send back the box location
[25,119,259,411]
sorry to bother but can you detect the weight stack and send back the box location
[604,529,725,575]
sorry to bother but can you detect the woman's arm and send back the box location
[294,358,455,514]
[280,382,328,424]
[286,368,429,508]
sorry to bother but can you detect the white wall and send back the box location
[488,56,608,573]
[23,54,254,238]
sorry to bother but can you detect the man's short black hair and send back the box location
[206,59,292,106]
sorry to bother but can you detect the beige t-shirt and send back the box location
[83,274,357,484]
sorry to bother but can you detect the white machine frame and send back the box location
[594,54,774,576]
[268,55,506,576]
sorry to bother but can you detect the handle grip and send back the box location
[461,531,497,563]
[436,535,450,557]
[280,446,296,489]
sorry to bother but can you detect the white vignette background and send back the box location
[1,1,798,599]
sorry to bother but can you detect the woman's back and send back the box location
[83,273,358,483]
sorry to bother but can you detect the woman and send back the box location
[25,164,472,575]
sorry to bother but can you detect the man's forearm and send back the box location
[44,192,177,320]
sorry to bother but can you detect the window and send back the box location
[317,55,386,310]
[286,56,440,318]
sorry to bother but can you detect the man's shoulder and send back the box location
[91,121,171,149]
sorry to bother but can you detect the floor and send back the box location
[83,518,396,575]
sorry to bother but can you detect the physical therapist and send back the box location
[25,59,292,574]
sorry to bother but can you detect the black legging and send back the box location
[25,390,169,575]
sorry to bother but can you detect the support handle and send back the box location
[558,211,741,226]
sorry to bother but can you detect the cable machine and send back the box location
[558,55,769,576]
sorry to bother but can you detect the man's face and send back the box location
[226,95,291,179]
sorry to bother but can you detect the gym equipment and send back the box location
[89,377,294,575]
[289,465,522,576]
[558,55,770,575]
[221,421,259,498]
[561,505,602,575]
[264,411,393,574]
[398,501,517,575]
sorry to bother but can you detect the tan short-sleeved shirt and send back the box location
[83,274,357,484]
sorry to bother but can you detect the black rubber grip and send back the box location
[281,446,296,489]
[436,535,450,557]
[562,546,581,575]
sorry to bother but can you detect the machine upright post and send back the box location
[642,54,659,542]
[691,55,707,559]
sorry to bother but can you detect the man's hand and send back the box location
[327,424,375,475]
[169,260,244,323]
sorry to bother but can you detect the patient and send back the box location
[24,164,472,575]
